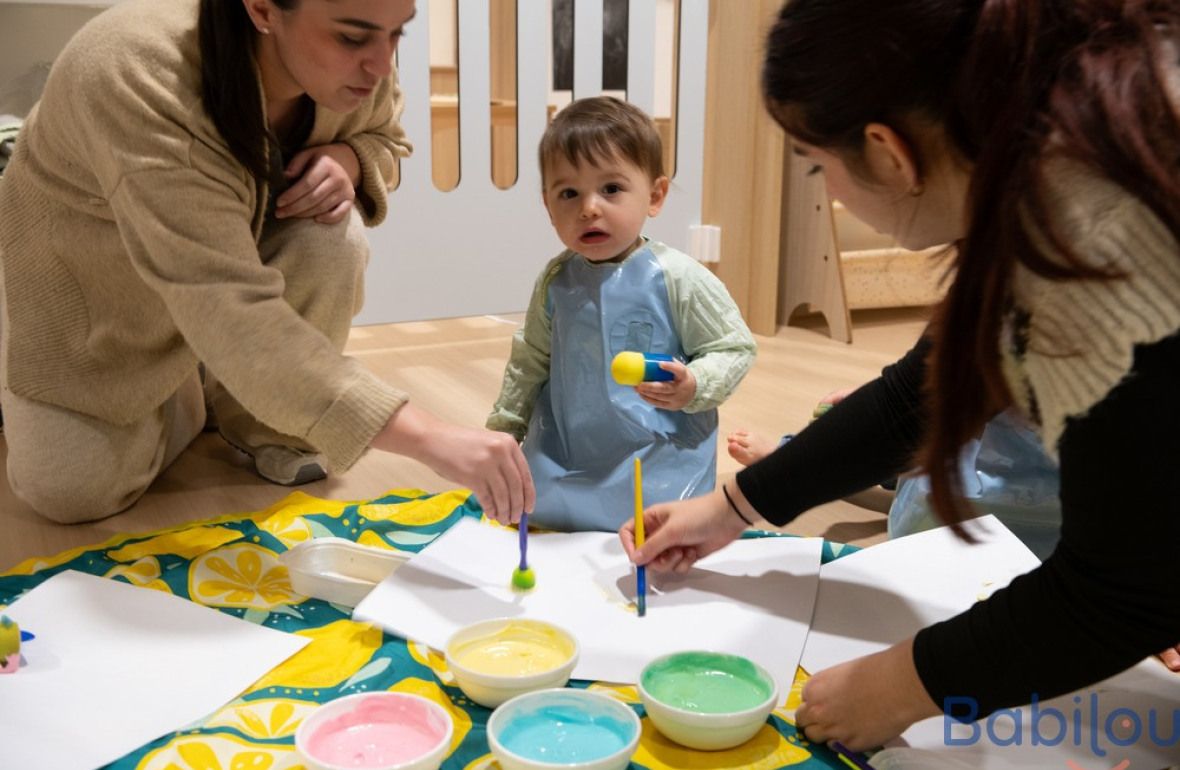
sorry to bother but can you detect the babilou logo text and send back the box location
[943,694,1179,759]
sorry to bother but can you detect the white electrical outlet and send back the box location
[688,224,721,263]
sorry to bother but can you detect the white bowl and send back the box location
[638,650,779,750]
[488,688,641,770]
[444,618,578,708]
[295,692,453,770]
[279,538,408,607]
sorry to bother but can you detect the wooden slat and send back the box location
[701,0,785,335]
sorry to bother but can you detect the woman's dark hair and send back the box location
[199,0,298,181]
[763,0,1180,529]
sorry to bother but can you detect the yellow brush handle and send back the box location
[634,457,645,546]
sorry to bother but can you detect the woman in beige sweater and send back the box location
[0,0,534,524]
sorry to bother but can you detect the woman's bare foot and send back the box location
[726,430,782,467]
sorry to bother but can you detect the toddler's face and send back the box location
[542,153,668,262]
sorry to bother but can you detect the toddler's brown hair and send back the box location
[538,96,664,186]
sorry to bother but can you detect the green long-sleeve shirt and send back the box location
[488,239,756,441]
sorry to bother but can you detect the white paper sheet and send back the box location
[798,516,1180,768]
[353,518,822,692]
[0,570,308,770]
[801,515,1041,674]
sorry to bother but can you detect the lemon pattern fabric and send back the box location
[0,488,855,770]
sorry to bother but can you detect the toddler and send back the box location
[488,96,756,530]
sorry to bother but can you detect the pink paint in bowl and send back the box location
[295,692,454,770]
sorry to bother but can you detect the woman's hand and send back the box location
[796,639,940,752]
[636,360,697,411]
[373,403,536,525]
[277,143,361,224]
[619,484,750,573]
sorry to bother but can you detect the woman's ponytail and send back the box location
[924,0,1180,527]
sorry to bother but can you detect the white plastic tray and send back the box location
[280,538,409,607]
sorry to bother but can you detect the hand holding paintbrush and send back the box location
[634,457,647,616]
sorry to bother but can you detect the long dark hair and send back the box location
[198,0,297,182]
[763,0,1180,528]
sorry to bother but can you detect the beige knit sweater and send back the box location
[0,0,413,471]
[1003,159,1180,457]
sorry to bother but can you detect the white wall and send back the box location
[0,3,105,110]
[428,0,456,68]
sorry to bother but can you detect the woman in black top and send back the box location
[621,0,1180,751]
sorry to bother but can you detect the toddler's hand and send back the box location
[636,360,696,411]
[819,386,856,405]
[1161,643,1180,672]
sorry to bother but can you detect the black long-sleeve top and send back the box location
[736,332,1180,716]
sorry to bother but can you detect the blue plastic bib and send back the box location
[889,410,1062,558]
[523,246,717,531]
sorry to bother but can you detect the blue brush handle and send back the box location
[518,512,529,571]
[637,565,647,616]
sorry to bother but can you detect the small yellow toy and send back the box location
[0,615,20,673]
[610,351,676,386]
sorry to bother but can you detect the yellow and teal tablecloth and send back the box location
[0,488,861,770]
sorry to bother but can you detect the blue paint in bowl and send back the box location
[488,689,641,770]
[499,704,630,762]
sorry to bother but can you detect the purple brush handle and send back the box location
[518,513,529,570]
[830,742,874,770]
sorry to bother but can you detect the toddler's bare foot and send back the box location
[726,429,780,467]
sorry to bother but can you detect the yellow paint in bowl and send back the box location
[445,619,579,708]
[451,621,573,676]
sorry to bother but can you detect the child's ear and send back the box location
[648,176,670,216]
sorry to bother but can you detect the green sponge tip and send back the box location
[511,567,536,590]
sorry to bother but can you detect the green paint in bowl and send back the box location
[641,651,774,714]
[639,651,779,750]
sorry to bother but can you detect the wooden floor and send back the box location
[0,307,929,572]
